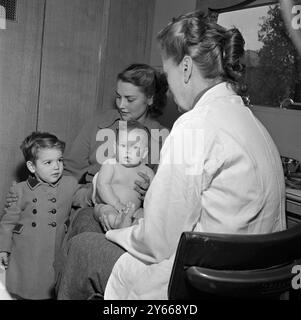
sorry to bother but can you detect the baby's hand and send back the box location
[114,201,127,214]
[111,202,137,229]
[0,252,9,270]
[120,202,137,227]
[124,202,136,213]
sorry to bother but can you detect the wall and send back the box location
[99,0,156,110]
[150,0,197,67]
[0,0,45,214]
[37,0,105,143]
[251,106,301,162]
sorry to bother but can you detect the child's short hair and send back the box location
[20,132,65,163]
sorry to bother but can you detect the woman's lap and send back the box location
[54,207,104,293]
[57,232,125,300]
[68,207,104,240]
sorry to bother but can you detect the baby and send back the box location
[93,120,154,229]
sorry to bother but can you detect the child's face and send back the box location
[27,148,64,184]
[117,129,148,167]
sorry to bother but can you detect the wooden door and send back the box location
[98,0,156,111]
[37,0,105,145]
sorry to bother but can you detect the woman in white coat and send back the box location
[57,10,286,300]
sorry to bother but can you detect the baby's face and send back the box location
[117,129,148,167]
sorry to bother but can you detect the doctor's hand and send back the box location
[134,172,150,201]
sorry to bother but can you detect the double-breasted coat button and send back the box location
[50,198,56,203]
[32,198,37,203]
[49,222,57,227]
[32,209,37,214]
[50,209,56,214]
[32,222,37,227]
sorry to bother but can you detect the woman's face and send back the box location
[161,56,190,113]
[115,80,152,122]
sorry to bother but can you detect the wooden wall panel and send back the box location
[99,0,156,110]
[37,0,105,146]
[0,0,45,216]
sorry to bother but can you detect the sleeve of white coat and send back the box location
[0,281,12,300]
[106,119,206,263]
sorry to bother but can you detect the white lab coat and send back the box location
[0,276,12,300]
[104,82,286,299]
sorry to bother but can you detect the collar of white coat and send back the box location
[193,81,239,110]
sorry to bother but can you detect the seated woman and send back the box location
[63,63,169,238]
[58,10,285,300]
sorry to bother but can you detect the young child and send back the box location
[0,132,90,299]
[93,120,154,229]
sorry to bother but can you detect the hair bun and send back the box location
[223,28,245,78]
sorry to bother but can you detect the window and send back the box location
[0,0,16,21]
[217,3,301,109]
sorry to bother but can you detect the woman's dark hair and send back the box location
[117,63,168,118]
[20,131,65,163]
[157,11,246,94]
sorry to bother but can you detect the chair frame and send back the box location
[168,225,301,299]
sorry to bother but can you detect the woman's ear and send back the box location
[26,161,36,174]
[147,95,153,107]
[183,55,193,84]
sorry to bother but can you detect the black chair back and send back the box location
[168,224,301,299]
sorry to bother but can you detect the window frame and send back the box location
[202,0,301,110]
